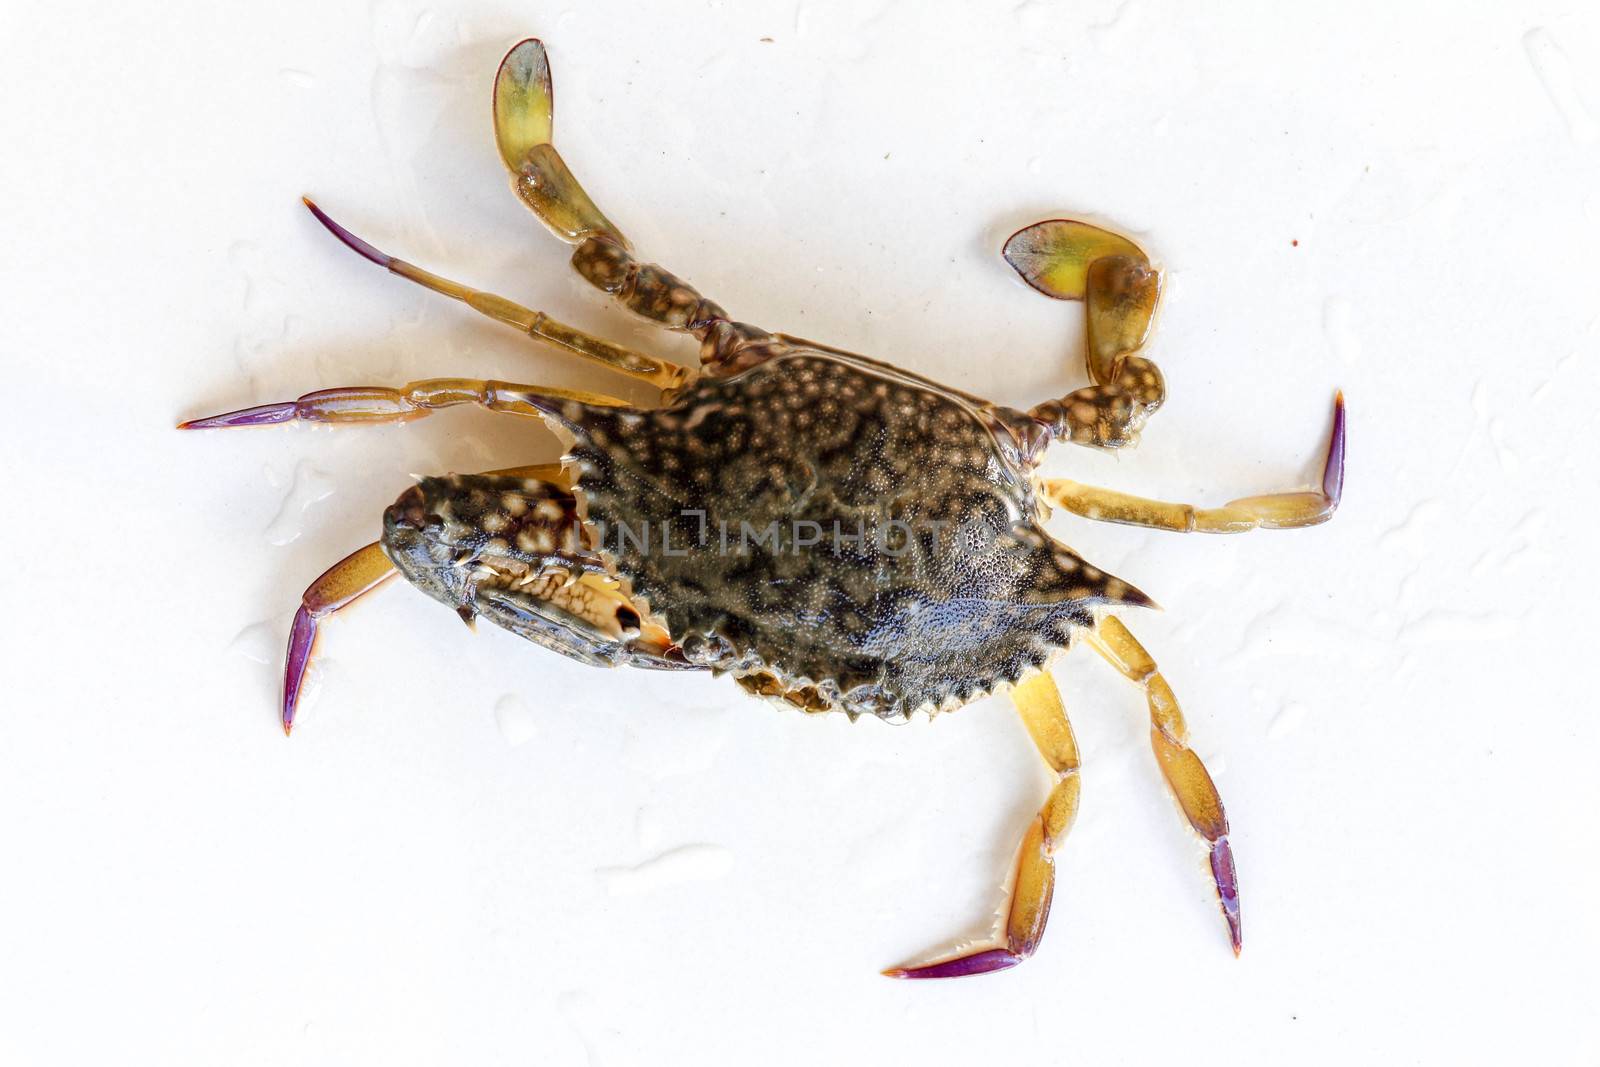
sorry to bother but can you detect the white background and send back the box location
[2,2,1597,1063]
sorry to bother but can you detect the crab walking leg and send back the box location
[301,199,691,390]
[1086,616,1242,954]
[884,672,1081,979]
[494,40,749,353]
[282,542,397,735]
[1042,393,1346,533]
[177,378,625,430]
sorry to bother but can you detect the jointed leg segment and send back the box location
[1005,221,1167,449]
[276,463,597,735]
[301,199,692,390]
[494,39,771,374]
[1040,392,1346,533]
[177,377,625,430]
[885,671,1082,979]
[282,542,397,735]
[1086,616,1241,954]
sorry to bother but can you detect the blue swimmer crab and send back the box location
[182,39,1344,978]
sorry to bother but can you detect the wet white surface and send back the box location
[2,2,1597,1063]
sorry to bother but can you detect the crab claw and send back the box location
[1211,836,1243,957]
[177,403,298,429]
[1322,391,1346,510]
[883,810,1059,980]
[282,605,320,735]
[882,948,1025,980]
[302,196,392,269]
[280,543,397,735]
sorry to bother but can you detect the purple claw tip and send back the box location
[302,197,391,268]
[1322,391,1346,508]
[178,402,299,429]
[883,948,1024,980]
[282,605,318,736]
[1210,836,1242,956]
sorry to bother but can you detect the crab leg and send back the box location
[278,465,576,734]
[494,39,757,363]
[884,671,1081,979]
[300,199,691,390]
[1086,616,1241,955]
[1004,220,1168,449]
[281,542,397,735]
[177,377,625,430]
[1041,393,1346,532]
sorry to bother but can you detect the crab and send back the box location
[181,38,1344,978]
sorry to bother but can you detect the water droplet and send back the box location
[1488,417,1520,474]
[1524,28,1598,145]
[838,37,869,63]
[556,991,602,1064]
[229,620,279,664]
[1399,609,1516,645]
[1269,703,1308,740]
[493,694,536,747]
[265,461,336,546]
[595,844,735,896]
[1378,498,1443,553]
[635,804,669,851]
[1323,297,1361,367]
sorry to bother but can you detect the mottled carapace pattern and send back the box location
[565,345,1149,721]
[383,472,681,671]
[380,339,1150,721]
